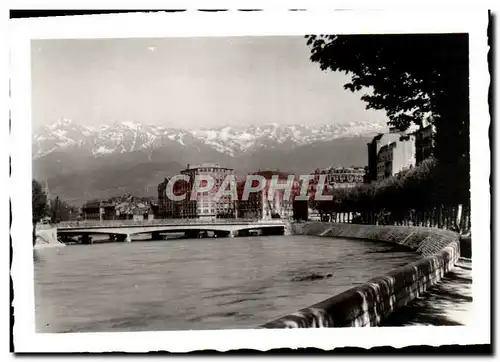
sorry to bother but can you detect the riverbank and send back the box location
[34,234,418,332]
[261,222,461,328]
[382,257,472,326]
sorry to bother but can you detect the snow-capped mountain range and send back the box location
[33,118,388,159]
[32,119,387,204]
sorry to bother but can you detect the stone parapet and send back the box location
[261,222,460,328]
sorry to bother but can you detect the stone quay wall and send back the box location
[261,222,460,328]
[34,226,64,248]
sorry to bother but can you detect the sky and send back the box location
[31,36,389,130]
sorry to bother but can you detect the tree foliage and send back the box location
[306,34,470,204]
[49,196,79,222]
[311,158,439,215]
[32,179,48,245]
[32,179,48,223]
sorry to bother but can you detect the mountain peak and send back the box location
[121,121,141,130]
[32,120,384,203]
[48,118,73,129]
[33,120,388,159]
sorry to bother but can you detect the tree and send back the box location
[306,34,470,204]
[327,158,439,218]
[293,199,308,221]
[32,180,48,223]
[49,196,78,222]
[32,180,48,245]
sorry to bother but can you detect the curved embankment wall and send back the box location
[261,223,460,328]
[34,227,64,248]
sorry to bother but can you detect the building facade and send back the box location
[181,163,236,220]
[237,171,300,220]
[82,197,155,221]
[157,177,182,218]
[311,166,366,189]
[81,200,101,221]
[158,163,236,220]
[414,123,436,164]
[158,167,304,220]
[367,128,416,182]
[237,179,263,219]
[375,134,416,181]
[81,200,118,221]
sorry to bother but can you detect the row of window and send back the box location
[194,168,233,173]
[183,169,234,175]
[314,169,365,175]
[198,206,234,211]
[324,175,364,183]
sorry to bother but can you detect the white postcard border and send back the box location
[9,9,491,352]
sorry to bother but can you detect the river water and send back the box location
[34,235,420,332]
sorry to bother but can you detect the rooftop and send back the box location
[313,166,366,173]
[183,163,233,171]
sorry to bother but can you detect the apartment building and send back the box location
[367,127,416,182]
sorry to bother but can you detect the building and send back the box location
[82,197,155,221]
[158,163,236,220]
[292,199,308,221]
[367,127,416,182]
[114,199,155,220]
[82,200,115,221]
[100,200,117,220]
[181,163,236,220]
[237,170,300,220]
[414,123,436,164]
[81,200,101,221]
[132,204,155,221]
[376,134,416,181]
[157,179,168,218]
[157,177,183,218]
[237,179,263,219]
[311,166,366,189]
[367,128,405,182]
[159,166,304,220]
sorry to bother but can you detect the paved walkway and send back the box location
[382,258,473,326]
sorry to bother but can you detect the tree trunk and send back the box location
[32,222,36,246]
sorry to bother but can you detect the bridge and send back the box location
[57,219,289,243]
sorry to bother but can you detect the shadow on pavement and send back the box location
[381,260,472,327]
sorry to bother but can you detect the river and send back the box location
[34,235,420,332]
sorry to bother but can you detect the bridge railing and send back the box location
[57,218,287,229]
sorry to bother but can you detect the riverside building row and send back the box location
[80,123,435,222]
[158,163,237,221]
[81,197,156,222]
[157,164,374,221]
[306,122,435,189]
[366,121,436,182]
[157,165,300,221]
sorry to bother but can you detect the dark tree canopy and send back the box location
[306,34,470,204]
[49,196,78,222]
[306,34,468,130]
[310,157,439,216]
[32,179,48,223]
